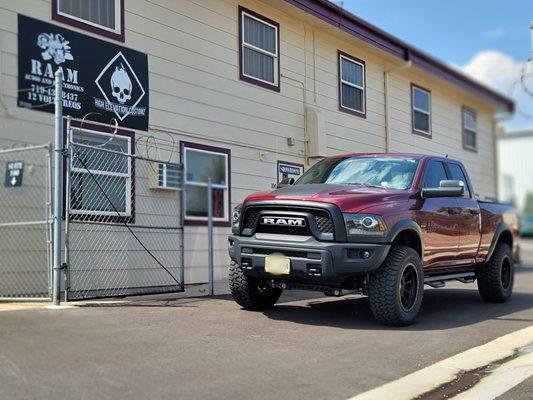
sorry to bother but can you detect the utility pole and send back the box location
[52,69,63,306]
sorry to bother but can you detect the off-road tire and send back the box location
[368,246,424,326]
[477,243,514,303]
[229,263,282,310]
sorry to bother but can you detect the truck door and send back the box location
[446,162,481,265]
[420,161,460,269]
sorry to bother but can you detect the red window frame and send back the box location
[411,83,432,138]
[338,50,367,118]
[238,6,280,92]
[181,141,231,227]
[52,0,125,42]
[462,106,478,152]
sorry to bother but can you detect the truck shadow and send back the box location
[264,290,533,330]
[262,267,533,331]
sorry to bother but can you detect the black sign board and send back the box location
[4,161,24,187]
[17,15,149,131]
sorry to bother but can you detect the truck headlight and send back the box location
[343,214,387,237]
[232,205,242,234]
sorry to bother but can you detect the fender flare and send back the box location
[385,219,425,257]
[486,222,513,262]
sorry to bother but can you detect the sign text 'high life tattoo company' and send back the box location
[17,15,149,131]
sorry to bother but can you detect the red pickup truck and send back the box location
[228,154,520,326]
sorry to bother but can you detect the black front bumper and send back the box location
[228,233,390,287]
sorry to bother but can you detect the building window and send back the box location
[239,6,279,91]
[68,122,134,221]
[338,51,366,117]
[462,107,477,152]
[52,0,125,41]
[158,163,182,190]
[182,142,231,225]
[412,84,431,136]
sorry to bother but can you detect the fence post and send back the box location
[63,116,72,302]
[207,179,214,296]
[52,69,63,306]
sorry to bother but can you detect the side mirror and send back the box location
[276,177,295,188]
[421,180,464,198]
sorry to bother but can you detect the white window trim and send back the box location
[69,127,132,217]
[56,0,122,35]
[339,54,366,114]
[463,109,478,150]
[183,147,229,222]
[412,86,432,135]
[241,10,279,87]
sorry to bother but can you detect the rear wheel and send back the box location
[368,246,424,326]
[477,243,514,303]
[229,263,282,310]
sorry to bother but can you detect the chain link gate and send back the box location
[64,130,184,300]
[0,145,53,300]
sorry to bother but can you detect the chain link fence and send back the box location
[64,131,184,300]
[0,145,52,299]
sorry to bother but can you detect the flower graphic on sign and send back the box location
[36,33,74,65]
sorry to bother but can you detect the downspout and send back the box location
[384,60,412,152]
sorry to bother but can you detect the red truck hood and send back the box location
[244,183,411,213]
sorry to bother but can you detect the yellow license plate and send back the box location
[264,255,290,275]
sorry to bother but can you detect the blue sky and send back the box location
[338,0,533,131]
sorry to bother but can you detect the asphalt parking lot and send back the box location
[1,240,532,400]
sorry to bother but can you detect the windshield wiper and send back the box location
[345,182,383,188]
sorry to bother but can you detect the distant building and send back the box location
[498,130,533,212]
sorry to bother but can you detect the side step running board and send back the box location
[424,272,476,288]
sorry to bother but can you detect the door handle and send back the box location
[448,207,460,215]
[469,209,480,215]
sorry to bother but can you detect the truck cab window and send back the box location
[423,161,447,188]
[447,163,471,197]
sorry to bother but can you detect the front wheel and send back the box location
[229,263,282,310]
[368,246,424,326]
[477,243,514,303]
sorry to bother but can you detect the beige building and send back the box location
[0,0,514,291]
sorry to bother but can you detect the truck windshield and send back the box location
[297,157,419,190]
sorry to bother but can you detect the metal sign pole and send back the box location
[63,116,72,302]
[52,70,63,306]
[207,179,214,296]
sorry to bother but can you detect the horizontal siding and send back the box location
[0,0,500,286]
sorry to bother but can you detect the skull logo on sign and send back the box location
[110,64,132,104]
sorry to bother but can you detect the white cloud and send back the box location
[460,50,533,131]
[484,28,506,38]
[461,50,521,92]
